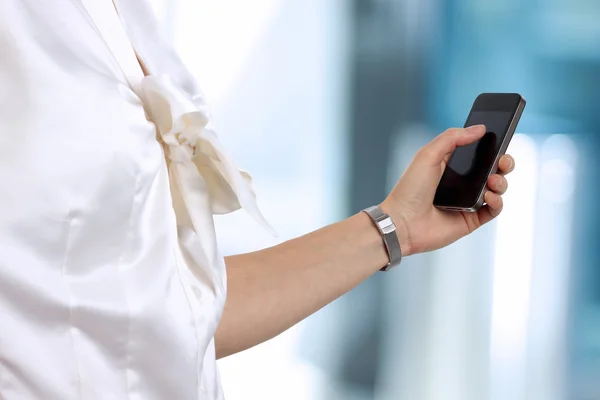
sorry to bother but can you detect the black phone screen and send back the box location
[433,110,515,209]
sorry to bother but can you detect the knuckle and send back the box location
[445,127,463,138]
[495,176,505,189]
[497,176,507,191]
[489,176,500,191]
[418,146,435,160]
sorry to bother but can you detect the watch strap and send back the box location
[362,205,402,271]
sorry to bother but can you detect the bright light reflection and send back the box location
[490,134,539,400]
[539,134,577,204]
[172,0,281,107]
[524,134,577,400]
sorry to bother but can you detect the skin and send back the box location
[216,124,514,358]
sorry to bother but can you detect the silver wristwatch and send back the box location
[362,205,402,271]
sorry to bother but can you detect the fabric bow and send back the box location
[140,75,277,247]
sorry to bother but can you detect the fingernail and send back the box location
[466,124,485,134]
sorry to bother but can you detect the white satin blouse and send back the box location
[0,1,272,399]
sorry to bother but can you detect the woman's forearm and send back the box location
[215,126,515,359]
[215,211,411,359]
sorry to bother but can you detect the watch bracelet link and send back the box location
[362,205,403,271]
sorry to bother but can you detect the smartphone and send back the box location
[433,93,526,212]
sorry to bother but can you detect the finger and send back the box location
[476,205,496,226]
[487,174,508,195]
[476,192,504,226]
[498,154,515,175]
[484,191,503,217]
[422,125,486,166]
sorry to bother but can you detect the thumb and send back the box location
[421,125,486,166]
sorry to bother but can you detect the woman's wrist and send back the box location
[379,201,414,258]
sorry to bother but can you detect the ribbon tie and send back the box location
[140,75,277,244]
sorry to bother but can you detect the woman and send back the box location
[0,1,514,399]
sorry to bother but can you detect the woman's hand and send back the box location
[380,125,515,256]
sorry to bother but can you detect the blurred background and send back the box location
[149,0,600,399]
